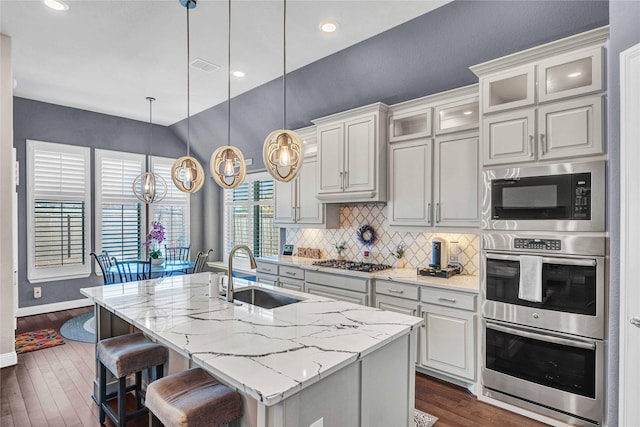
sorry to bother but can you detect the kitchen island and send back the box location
[81,273,422,427]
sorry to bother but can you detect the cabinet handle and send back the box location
[436,202,441,223]
[539,133,546,156]
[388,288,404,294]
[344,170,348,190]
[295,206,300,222]
[528,135,534,157]
[292,206,296,222]
[427,202,432,224]
[631,316,640,328]
[284,271,297,276]
[339,171,344,190]
[437,297,456,303]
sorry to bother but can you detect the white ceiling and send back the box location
[0,0,450,126]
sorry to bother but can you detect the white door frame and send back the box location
[619,41,640,425]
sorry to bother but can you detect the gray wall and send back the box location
[170,0,609,170]
[13,97,195,308]
[605,1,640,425]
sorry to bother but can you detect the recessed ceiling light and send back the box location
[463,111,473,115]
[44,0,69,11]
[320,20,338,34]
[232,70,245,78]
[568,72,582,78]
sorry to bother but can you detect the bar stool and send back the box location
[146,367,242,427]
[96,332,168,427]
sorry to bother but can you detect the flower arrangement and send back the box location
[335,241,347,256]
[144,221,166,259]
[391,243,407,260]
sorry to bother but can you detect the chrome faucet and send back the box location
[226,244,257,302]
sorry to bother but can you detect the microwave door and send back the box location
[492,175,573,220]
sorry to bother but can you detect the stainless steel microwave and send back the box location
[482,161,605,232]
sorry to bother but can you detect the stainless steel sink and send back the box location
[232,287,302,309]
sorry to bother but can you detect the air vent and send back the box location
[190,58,220,73]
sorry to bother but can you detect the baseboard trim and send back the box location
[16,298,93,318]
[0,351,17,368]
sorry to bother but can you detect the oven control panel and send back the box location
[514,238,561,250]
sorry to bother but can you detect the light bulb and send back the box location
[277,146,291,167]
[223,156,235,177]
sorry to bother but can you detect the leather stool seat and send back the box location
[146,367,242,427]
[96,332,167,427]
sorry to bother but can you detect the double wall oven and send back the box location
[481,160,607,426]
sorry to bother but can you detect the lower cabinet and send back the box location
[305,270,370,306]
[279,276,305,292]
[256,272,278,287]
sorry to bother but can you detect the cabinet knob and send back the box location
[528,135,534,157]
[631,316,640,328]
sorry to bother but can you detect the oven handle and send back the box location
[485,253,596,267]
[486,322,596,350]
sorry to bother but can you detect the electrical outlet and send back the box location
[309,418,323,427]
[34,287,41,299]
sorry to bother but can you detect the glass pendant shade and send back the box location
[263,129,303,182]
[171,155,205,193]
[133,172,167,204]
[210,146,247,189]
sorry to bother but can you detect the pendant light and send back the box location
[210,0,246,189]
[171,0,205,194]
[262,0,303,183]
[133,97,168,204]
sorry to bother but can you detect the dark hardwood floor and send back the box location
[1,308,547,426]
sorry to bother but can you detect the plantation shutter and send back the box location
[95,149,145,261]
[223,173,278,262]
[150,156,190,248]
[27,140,91,282]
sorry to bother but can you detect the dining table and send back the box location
[107,260,195,279]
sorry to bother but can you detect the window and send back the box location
[223,172,278,265]
[95,149,145,261]
[27,140,91,282]
[150,156,190,248]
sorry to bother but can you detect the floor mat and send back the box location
[59,311,95,343]
[15,328,65,354]
[415,408,438,427]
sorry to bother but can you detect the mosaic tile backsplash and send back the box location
[285,205,480,275]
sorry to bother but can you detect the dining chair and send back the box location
[91,252,118,285]
[192,249,213,274]
[164,245,190,262]
[115,260,151,283]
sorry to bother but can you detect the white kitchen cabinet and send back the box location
[472,27,608,166]
[279,276,304,292]
[483,95,603,165]
[435,97,479,135]
[306,282,368,305]
[419,286,476,381]
[434,132,479,227]
[388,138,433,227]
[256,272,279,287]
[313,103,388,203]
[389,106,432,142]
[305,270,370,306]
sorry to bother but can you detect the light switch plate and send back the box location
[309,418,323,427]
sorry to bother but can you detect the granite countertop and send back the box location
[257,256,480,294]
[80,273,422,406]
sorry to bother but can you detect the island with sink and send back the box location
[80,272,422,427]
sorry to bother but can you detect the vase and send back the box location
[151,258,164,265]
[396,258,406,269]
[337,253,345,260]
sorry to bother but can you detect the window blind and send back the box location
[95,149,145,261]
[224,173,278,261]
[150,156,190,248]
[27,140,91,282]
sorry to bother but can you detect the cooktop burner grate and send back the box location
[312,259,392,272]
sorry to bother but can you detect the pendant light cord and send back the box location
[148,97,153,170]
[186,3,191,157]
[282,0,287,130]
[227,0,231,148]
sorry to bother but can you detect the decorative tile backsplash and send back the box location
[285,205,480,275]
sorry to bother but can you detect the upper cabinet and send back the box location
[471,26,608,166]
[388,85,480,229]
[274,127,340,228]
[313,103,389,203]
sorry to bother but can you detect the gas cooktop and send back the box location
[312,259,392,272]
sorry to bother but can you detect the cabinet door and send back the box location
[435,98,479,135]
[537,46,603,103]
[420,304,476,381]
[296,156,323,224]
[389,107,432,142]
[388,139,432,226]
[482,109,535,166]
[481,64,536,114]
[537,95,603,161]
[279,277,304,292]
[274,179,296,225]
[256,273,279,288]
[434,133,479,228]
[317,124,344,194]
[305,282,368,305]
[375,294,421,364]
[344,115,376,193]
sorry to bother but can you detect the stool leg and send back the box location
[118,376,127,427]
[99,362,107,424]
[156,363,164,380]
[150,412,162,427]
[135,371,142,409]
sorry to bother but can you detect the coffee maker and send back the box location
[418,238,461,278]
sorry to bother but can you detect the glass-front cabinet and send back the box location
[389,107,432,142]
[537,46,603,103]
[482,64,536,114]
[435,98,479,135]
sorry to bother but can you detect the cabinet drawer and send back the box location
[306,271,368,293]
[279,266,305,280]
[375,280,419,301]
[256,261,278,275]
[279,277,304,292]
[256,273,279,287]
[421,287,476,311]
